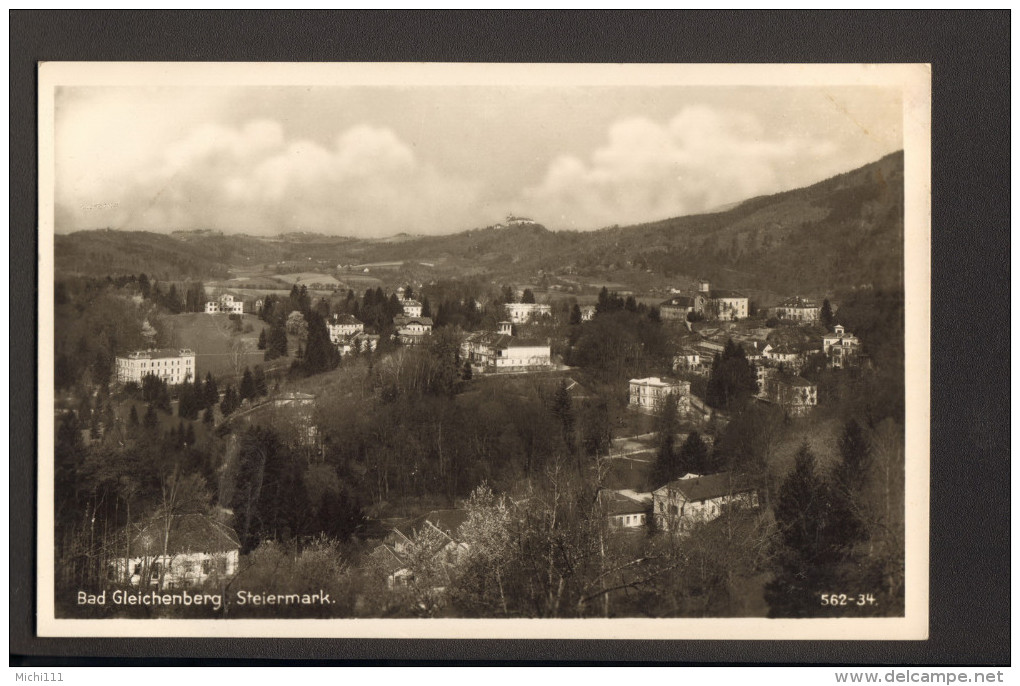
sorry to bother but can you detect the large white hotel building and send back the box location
[115,349,196,385]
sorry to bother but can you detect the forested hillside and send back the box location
[55,151,904,293]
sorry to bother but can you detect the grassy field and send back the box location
[163,313,295,381]
[604,455,654,491]
[275,272,342,287]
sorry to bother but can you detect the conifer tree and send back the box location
[765,443,848,617]
[220,386,239,416]
[679,431,710,475]
[257,328,267,350]
[820,299,835,331]
[302,312,341,376]
[143,403,159,431]
[253,365,268,396]
[265,317,288,361]
[551,380,576,456]
[204,372,219,407]
[239,368,256,401]
[650,393,682,488]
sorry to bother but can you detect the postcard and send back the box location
[37,61,930,639]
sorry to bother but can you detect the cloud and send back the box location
[520,105,842,230]
[58,120,479,237]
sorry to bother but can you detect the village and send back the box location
[83,263,879,612]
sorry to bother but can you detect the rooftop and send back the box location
[629,377,681,387]
[710,289,747,299]
[661,296,695,308]
[394,509,468,540]
[655,472,758,503]
[776,374,815,388]
[779,296,819,308]
[130,514,240,555]
[123,348,195,360]
[394,315,434,327]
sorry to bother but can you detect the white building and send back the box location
[461,331,552,373]
[775,296,820,322]
[394,315,433,345]
[659,296,698,321]
[504,302,551,324]
[710,289,749,321]
[205,293,245,314]
[653,472,759,532]
[628,377,691,415]
[602,491,651,530]
[400,299,423,317]
[111,514,240,590]
[759,369,818,416]
[327,314,365,343]
[505,214,537,226]
[116,348,196,385]
[822,324,861,369]
[673,349,701,373]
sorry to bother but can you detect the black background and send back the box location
[10,10,1010,666]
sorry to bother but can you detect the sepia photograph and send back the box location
[36,62,931,640]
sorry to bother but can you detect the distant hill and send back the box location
[55,152,904,293]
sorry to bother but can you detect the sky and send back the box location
[54,84,903,237]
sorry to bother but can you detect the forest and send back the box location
[53,267,905,619]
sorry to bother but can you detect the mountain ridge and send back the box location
[55,151,904,293]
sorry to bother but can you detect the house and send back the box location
[822,325,861,369]
[708,288,749,321]
[205,293,245,315]
[400,299,423,317]
[504,302,551,324]
[761,342,802,369]
[673,348,701,372]
[760,369,818,416]
[116,348,196,385]
[393,315,433,345]
[371,509,470,590]
[775,296,821,322]
[628,377,691,416]
[461,331,552,373]
[230,391,318,445]
[659,296,699,322]
[601,490,651,530]
[692,339,726,371]
[111,514,240,589]
[652,472,759,532]
[327,314,365,343]
[676,281,748,321]
[579,305,596,322]
[350,332,380,354]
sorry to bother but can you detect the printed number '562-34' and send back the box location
[821,594,876,606]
